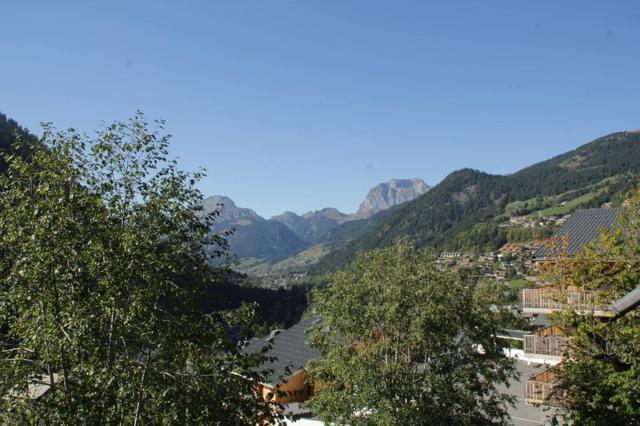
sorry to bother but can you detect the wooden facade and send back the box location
[523,326,568,358]
[258,369,313,404]
[525,369,563,406]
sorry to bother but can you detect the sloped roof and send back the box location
[243,316,322,386]
[609,286,640,316]
[532,314,551,327]
[497,329,527,340]
[534,208,621,259]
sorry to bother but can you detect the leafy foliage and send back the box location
[473,279,532,331]
[307,240,517,425]
[0,114,278,424]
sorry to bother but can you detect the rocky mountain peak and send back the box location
[356,178,430,218]
[202,195,263,224]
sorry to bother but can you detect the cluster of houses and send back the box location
[245,207,640,424]
[440,245,539,282]
[499,215,568,229]
[439,241,542,279]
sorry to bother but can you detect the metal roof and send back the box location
[534,208,621,259]
[243,316,322,386]
[532,315,551,327]
[496,329,527,340]
[609,286,640,316]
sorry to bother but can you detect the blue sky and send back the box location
[2,1,640,218]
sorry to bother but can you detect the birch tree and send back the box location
[307,240,517,425]
[0,113,276,424]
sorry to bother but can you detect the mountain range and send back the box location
[202,178,430,265]
[2,111,639,279]
[312,130,640,273]
[202,195,307,263]
[225,130,640,276]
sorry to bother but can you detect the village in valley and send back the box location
[246,205,639,425]
[3,3,640,425]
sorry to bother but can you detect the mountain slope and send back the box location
[313,131,640,273]
[271,208,349,244]
[0,112,38,172]
[203,196,307,263]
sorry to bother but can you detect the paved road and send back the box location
[500,360,563,426]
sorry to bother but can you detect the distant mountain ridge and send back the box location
[0,112,38,173]
[203,195,262,224]
[5,111,637,279]
[271,178,430,243]
[204,177,431,267]
[271,208,350,244]
[202,195,306,263]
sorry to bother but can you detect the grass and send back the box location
[535,191,599,217]
[504,175,622,218]
[236,244,330,276]
[506,278,529,288]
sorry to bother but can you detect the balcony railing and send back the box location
[525,380,563,406]
[521,288,613,316]
[523,334,568,358]
[525,369,563,406]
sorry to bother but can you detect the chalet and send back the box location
[521,207,640,406]
[499,243,522,256]
[438,252,462,264]
[522,288,640,406]
[243,316,321,406]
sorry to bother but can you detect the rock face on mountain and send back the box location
[272,208,350,244]
[355,178,431,218]
[203,195,262,225]
[202,178,429,266]
[202,195,306,262]
[203,195,264,225]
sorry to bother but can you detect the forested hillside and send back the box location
[313,131,640,272]
[0,112,37,172]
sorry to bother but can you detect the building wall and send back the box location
[261,369,312,404]
[537,325,563,337]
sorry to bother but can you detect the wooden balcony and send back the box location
[523,326,568,359]
[521,288,614,317]
[525,368,564,406]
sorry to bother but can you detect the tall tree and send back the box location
[307,240,517,425]
[0,113,277,424]
[541,189,640,425]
